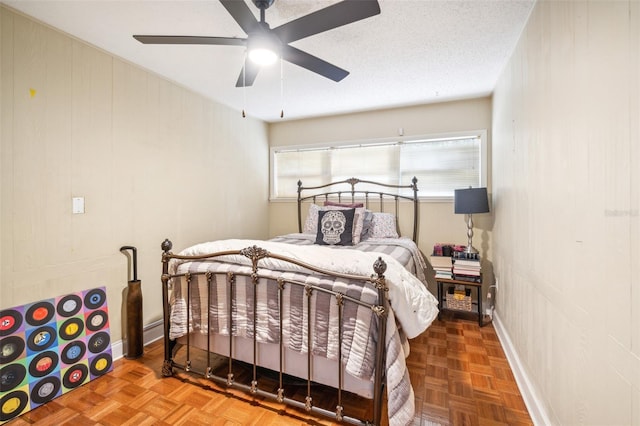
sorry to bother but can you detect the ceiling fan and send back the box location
[133,0,381,87]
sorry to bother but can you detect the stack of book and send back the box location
[452,256,481,282]
[430,255,453,280]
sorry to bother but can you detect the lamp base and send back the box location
[464,245,479,254]
[464,214,479,255]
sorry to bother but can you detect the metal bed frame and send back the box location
[159,177,420,425]
[160,241,388,424]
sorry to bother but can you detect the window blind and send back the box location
[272,133,485,199]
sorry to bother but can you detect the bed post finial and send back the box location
[373,257,387,277]
[161,239,172,253]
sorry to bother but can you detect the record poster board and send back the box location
[0,287,113,423]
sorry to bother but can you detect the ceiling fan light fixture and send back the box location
[248,47,278,66]
[247,32,279,66]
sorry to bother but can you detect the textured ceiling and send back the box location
[3,0,535,122]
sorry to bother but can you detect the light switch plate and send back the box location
[72,197,85,214]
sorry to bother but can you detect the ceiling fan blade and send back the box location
[272,0,380,43]
[219,0,259,35]
[235,61,261,87]
[281,45,349,82]
[133,35,246,46]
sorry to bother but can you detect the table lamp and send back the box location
[454,187,490,254]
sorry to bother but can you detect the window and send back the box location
[270,130,487,199]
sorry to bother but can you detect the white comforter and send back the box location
[171,239,438,339]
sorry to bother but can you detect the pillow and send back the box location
[352,211,365,244]
[303,204,322,234]
[324,200,364,208]
[361,209,374,238]
[315,208,355,245]
[303,203,366,244]
[368,212,399,239]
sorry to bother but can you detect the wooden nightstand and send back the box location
[436,277,486,327]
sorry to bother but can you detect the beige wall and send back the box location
[492,0,639,424]
[268,98,494,294]
[0,7,270,342]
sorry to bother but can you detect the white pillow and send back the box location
[302,204,322,234]
[368,212,399,239]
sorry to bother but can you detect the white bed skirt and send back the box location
[179,331,375,399]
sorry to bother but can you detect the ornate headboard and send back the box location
[297,177,419,242]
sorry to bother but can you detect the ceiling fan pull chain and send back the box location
[242,52,247,118]
[280,55,284,119]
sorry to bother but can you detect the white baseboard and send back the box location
[143,319,165,344]
[492,312,553,426]
[111,339,124,360]
[111,319,164,361]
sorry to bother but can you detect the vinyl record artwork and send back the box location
[0,287,113,424]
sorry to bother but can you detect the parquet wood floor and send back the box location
[9,316,532,426]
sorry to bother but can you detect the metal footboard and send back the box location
[160,239,389,425]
